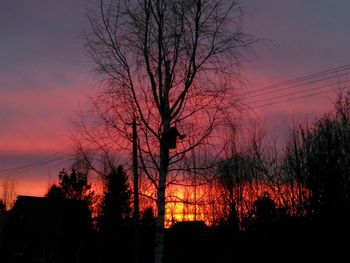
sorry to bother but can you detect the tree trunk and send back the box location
[132,118,139,263]
[154,127,170,263]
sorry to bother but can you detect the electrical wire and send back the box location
[238,65,350,109]
[245,78,350,107]
[241,70,350,101]
[0,152,74,179]
[251,83,350,109]
[239,64,350,97]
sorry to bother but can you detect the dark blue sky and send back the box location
[244,0,350,83]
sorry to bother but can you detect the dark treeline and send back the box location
[211,92,350,262]
[163,93,350,262]
[2,94,350,262]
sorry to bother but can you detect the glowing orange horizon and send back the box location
[149,181,307,228]
[8,174,307,228]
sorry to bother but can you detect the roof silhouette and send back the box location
[6,195,92,237]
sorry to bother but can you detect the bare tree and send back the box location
[84,1,252,262]
[283,92,350,219]
[2,177,16,209]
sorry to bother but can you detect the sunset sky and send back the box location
[1,0,350,197]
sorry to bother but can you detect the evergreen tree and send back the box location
[99,165,132,233]
[45,184,64,199]
[46,168,95,206]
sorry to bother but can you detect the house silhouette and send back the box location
[2,195,93,263]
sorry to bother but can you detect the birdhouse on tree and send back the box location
[163,127,184,149]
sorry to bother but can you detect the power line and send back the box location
[241,69,350,101]
[239,64,350,98]
[250,84,350,109]
[0,153,67,172]
[245,78,350,107]
[236,64,350,110]
[0,153,74,179]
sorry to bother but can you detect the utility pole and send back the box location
[132,117,139,263]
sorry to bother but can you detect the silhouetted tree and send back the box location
[242,192,278,246]
[287,122,350,216]
[141,207,156,227]
[46,168,95,206]
[253,193,277,225]
[99,165,132,232]
[284,92,350,224]
[1,177,16,209]
[97,165,132,263]
[85,1,253,262]
[217,155,256,229]
[45,184,64,199]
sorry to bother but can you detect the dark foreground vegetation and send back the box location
[1,209,350,263]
